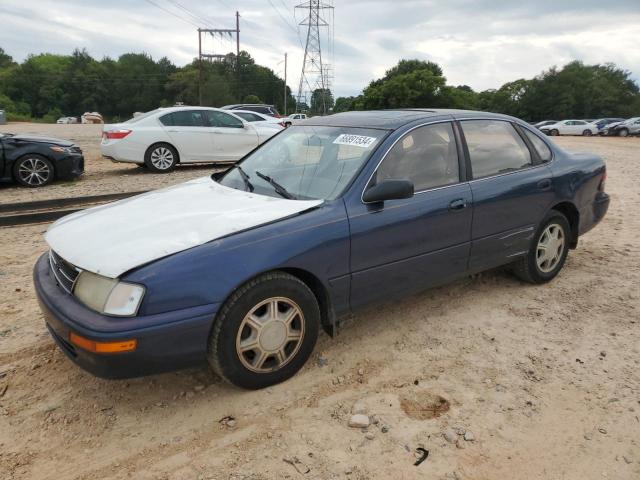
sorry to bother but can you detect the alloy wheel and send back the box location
[536,223,565,273]
[236,297,305,373]
[18,158,51,186]
[150,147,174,170]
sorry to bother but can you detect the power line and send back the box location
[165,0,215,28]
[142,0,200,27]
[266,0,299,34]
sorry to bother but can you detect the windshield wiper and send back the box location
[235,165,254,192]
[255,171,296,199]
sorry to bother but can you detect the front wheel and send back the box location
[513,211,571,284]
[13,154,55,187]
[618,128,629,137]
[550,129,559,136]
[207,272,320,389]
[144,143,178,173]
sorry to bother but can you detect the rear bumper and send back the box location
[33,253,218,379]
[100,141,144,164]
[580,192,610,236]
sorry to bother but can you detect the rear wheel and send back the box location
[144,143,178,173]
[582,129,592,136]
[13,154,54,187]
[207,272,320,389]
[513,211,570,284]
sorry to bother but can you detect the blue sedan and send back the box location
[34,109,609,388]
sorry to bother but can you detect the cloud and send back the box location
[0,0,638,98]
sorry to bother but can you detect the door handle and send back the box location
[449,199,468,211]
[537,179,552,190]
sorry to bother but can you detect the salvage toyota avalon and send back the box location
[34,109,609,389]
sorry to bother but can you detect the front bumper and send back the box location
[54,153,84,180]
[33,253,219,379]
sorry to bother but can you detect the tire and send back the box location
[207,272,320,389]
[582,129,592,136]
[144,143,178,173]
[618,128,629,137]
[284,122,292,128]
[550,129,559,136]
[513,211,571,284]
[13,154,55,187]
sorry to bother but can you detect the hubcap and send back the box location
[536,223,565,273]
[18,158,51,186]
[236,297,305,373]
[150,147,174,170]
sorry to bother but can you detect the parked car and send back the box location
[81,112,103,124]
[284,113,308,127]
[589,118,625,135]
[533,120,558,129]
[230,110,285,129]
[100,107,281,173]
[35,109,609,387]
[606,117,640,137]
[56,116,78,124]
[0,133,84,187]
[539,120,596,136]
[222,104,281,117]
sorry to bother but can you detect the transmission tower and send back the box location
[295,0,333,114]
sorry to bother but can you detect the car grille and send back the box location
[49,250,80,294]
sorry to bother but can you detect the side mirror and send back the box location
[363,179,414,203]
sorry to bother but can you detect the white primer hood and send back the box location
[45,177,323,278]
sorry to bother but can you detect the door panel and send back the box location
[161,110,214,162]
[207,111,259,161]
[468,166,554,271]
[348,184,473,309]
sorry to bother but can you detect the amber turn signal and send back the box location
[69,332,137,353]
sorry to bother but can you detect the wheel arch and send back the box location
[145,141,181,164]
[550,201,579,249]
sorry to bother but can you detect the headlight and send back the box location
[50,146,74,154]
[73,271,145,316]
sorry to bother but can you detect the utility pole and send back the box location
[284,52,288,116]
[295,0,333,114]
[197,13,241,104]
[198,29,203,105]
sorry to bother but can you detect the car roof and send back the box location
[222,104,275,109]
[301,109,517,130]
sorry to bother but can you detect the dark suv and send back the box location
[222,104,281,117]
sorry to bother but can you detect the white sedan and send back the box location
[230,110,286,129]
[539,120,597,137]
[101,107,280,172]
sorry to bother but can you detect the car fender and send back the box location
[124,200,352,320]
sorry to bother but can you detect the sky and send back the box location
[1,0,639,98]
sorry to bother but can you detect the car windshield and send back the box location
[218,125,385,200]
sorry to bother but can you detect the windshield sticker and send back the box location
[333,134,377,148]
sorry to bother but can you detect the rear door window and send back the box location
[208,111,244,128]
[160,110,205,127]
[461,120,532,179]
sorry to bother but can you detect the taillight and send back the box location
[598,169,606,192]
[104,129,132,140]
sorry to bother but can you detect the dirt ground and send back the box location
[0,125,638,480]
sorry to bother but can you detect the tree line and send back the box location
[0,47,297,122]
[333,59,640,121]
[1,46,638,122]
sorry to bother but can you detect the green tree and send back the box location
[309,88,334,114]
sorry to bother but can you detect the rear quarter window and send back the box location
[522,128,552,162]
